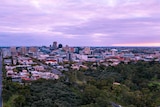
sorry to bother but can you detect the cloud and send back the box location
[0,0,160,46]
[112,43,160,47]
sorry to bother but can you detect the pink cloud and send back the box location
[0,0,160,46]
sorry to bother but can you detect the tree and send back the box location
[13,95,25,107]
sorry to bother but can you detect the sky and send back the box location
[0,0,160,46]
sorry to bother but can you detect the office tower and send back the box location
[69,47,74,53]
[64,45,69,52]
[29,47,38,53]
[10,47,17,56]
[74,47,79,54]
[2,48,11,58]
[53,41,57,50]
[20,47,28,55]
[67,52,72,61]
[83,47,91,55]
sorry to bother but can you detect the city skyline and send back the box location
[0,0,160,46]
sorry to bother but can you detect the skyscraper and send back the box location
[53,41,57,50]
[20,47,28,55]
[10,47,17,56]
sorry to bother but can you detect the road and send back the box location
[30,56,62,75]
[0,51,2,107]
[36,60,62,75]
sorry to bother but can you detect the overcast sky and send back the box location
[0,0,160,46]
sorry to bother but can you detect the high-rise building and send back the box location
[29,47,38,53]
[10,47,17,53]
[74,47,79,54]
[69,47,74,53]
[64,45,69,52]
[67,52,73,61]
[10,47,17,56]
[20,47,28,55]
[83,47,91,55]
[2,48,11,58]
[53,41,57,50]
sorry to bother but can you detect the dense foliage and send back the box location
[3,61,160,107]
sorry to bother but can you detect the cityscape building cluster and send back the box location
[2,41,160,83]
